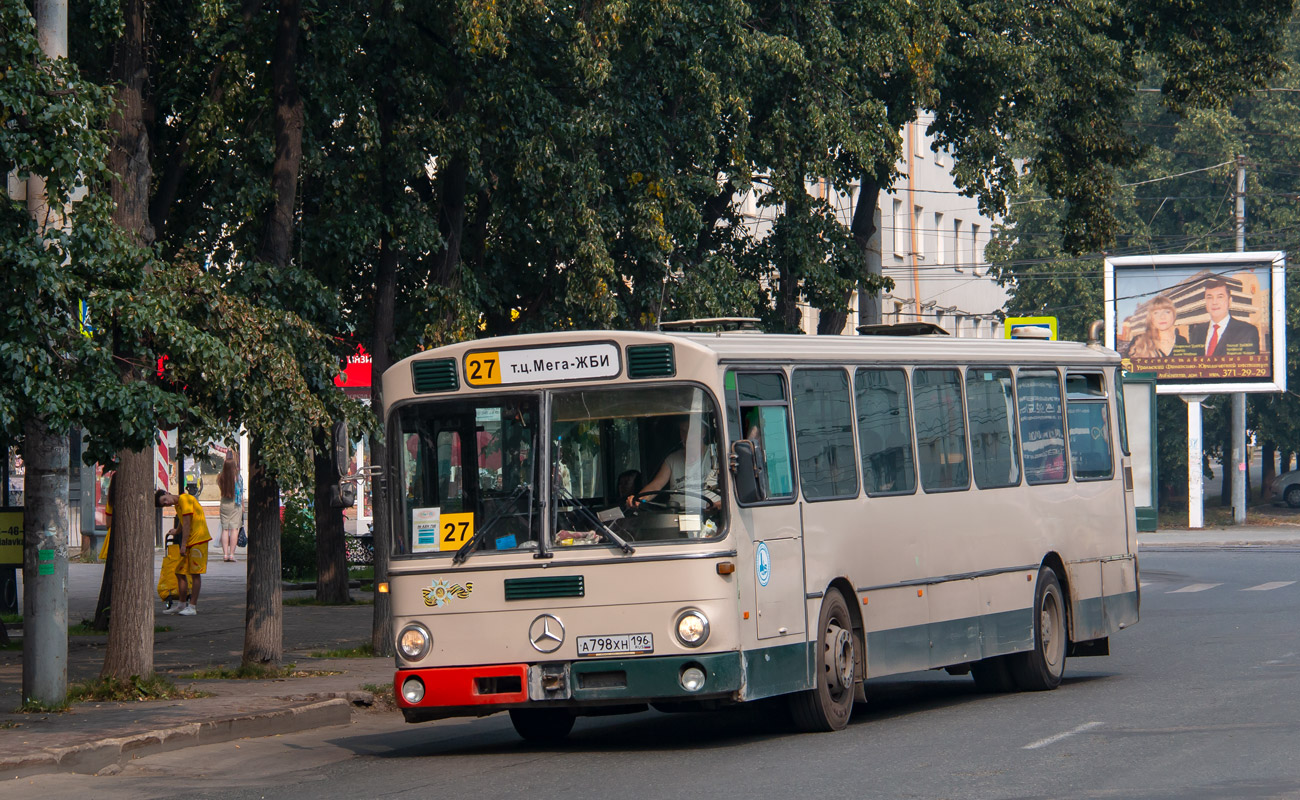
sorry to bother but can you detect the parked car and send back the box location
[1274,469,1300,508]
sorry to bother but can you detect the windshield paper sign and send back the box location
[465,343,621,386]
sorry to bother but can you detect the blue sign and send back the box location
[755,542,771,587]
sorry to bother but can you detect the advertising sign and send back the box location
[1104,252,1287,394]
[1004,316,1058,340]
[0,508,21,566]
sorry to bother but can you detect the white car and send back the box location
[1274,469,1300,508]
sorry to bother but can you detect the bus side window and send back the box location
[913,368,970,492]
[1067,372,1113,481]
[737,373,795,501]
[966,368,1021,489]
[792,369,858,501]
[855,368,916,495]
[1017,371,1067,484]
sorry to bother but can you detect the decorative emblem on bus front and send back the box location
[529,614,565,653]
[423,579,473,607]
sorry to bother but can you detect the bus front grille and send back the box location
[504,575,586,600]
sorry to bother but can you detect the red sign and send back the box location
[335,347,372,389]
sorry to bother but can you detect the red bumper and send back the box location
[395,664,529,708]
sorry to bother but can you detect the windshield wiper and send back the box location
[453,480,532,565]
[556,486,635,555]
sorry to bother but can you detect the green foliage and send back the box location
[309,642,376,658]
[280,495,316,581]
[67,674,202,702]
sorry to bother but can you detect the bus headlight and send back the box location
[675,610,710,647]
[398,623,432,660]
[401,677,426,704]
[679,665,706,692]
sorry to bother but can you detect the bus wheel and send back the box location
[970,656,1015,693]
[790,590,856,732]
[509,708,575,742]
[1009,567,1067,691]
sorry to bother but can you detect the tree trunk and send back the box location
[313,427,349,604]
[101,448,155,678]
[852,176,884,328]
[22,417,69,705]
[243,436,283,666]
[1261,441,1276,501]
[370,236,398,656]
[99,0,157,675]
[242,0,303,668]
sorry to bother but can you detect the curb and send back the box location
[0,698,354,779]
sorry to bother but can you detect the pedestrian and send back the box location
[217,449,243,562]
[155,488,212,615]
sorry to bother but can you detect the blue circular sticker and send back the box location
[755,542,771,587]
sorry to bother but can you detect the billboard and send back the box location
[1104,252,1287,394]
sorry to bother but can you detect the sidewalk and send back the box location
[0,553,393,779]
[1138,522,1300,548]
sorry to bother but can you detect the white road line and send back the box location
[1244,581,1296,592]
[1140,581,1153,589]
[1023,721,1104,750]
[1168,583,1222,593]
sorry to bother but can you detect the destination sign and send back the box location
[464,342,621,387]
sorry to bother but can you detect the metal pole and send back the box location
[1186,396,1208,529]
[1232,156,1247,523]
[22,0,70,708]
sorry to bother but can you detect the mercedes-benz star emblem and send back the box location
[529,614,565,653]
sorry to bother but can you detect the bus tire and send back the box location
[970,656,1016,693]
[1009,567,1067,691]
[789,590,856,732]
[509,708,575,742]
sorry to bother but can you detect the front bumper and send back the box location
[395,652,743,721]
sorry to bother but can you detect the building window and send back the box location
[970,223,982,275]
[892,199,905,258]
[952,218,963,270]
[933,212,945,264]
[913,205,924,260]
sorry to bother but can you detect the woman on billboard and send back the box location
[1127,295,1188,358]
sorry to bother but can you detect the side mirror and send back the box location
[332,419,350,478]
[729,440,766,504]
[329,483,357,508]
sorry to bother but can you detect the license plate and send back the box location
[576,633,654,657]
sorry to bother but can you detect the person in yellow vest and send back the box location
[155,488,212,616]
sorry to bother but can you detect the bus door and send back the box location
[731,371,806,641]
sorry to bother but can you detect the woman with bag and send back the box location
[217,450,244,562]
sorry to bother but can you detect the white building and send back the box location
[739,113,1008,337]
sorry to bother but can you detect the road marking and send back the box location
[1140,581,1153,589]
[1023,721,1104,750]
[1244,581,1295,592]
[1167,583,1222,593]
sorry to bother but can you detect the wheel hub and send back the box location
[827,624,853,690]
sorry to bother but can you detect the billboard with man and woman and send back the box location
[1104,252,1286,394]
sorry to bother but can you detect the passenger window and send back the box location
[1068,373,1113,480]
[912,368,969,491]
[1017,371,1067,484]
[966,368,1020,489]
[855,368,916,495]
[793,369,858,500]
[737,373,795,500]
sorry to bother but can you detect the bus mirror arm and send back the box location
[730,440,766,504]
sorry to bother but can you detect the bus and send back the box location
[380,321,1139,739]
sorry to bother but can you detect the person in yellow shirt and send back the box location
[155,489,212,616]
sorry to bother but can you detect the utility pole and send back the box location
[23,0,71,707]
[1232,156,1247,524]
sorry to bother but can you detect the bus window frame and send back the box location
[964,365,1023,491]
[853,365,919,498]
[1066,370,1115,482]
[1114,368,1131,457]
[911,365,973,494]
[791,366,860,503]
[730,368,800,508]
[1015,367,1070,487]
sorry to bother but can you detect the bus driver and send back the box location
[627,417,721,515]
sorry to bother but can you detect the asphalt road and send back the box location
[23,548,1300,800]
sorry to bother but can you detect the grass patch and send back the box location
[362,681,395,706]
[68,622,107,636]
[1,640,19,651]
[284,596,373,607]
[68,674,205,703]
[18,697,70,713]
[1,613,20,624]
[186,663,299,680]
[310,642,375,659]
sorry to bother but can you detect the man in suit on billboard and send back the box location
[1188,278,1260,357]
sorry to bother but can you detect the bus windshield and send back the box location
[392,385,725,558]
[552,385,724,546]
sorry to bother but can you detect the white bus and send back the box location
[381,322,1139,739]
